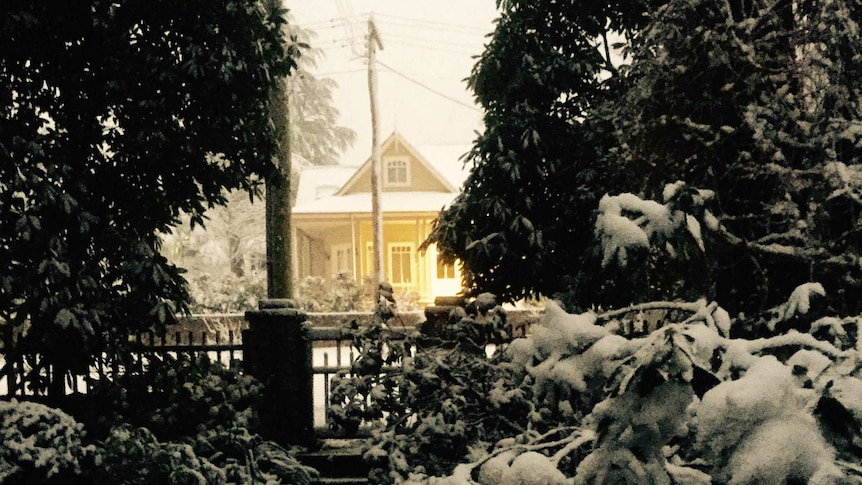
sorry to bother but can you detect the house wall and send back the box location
[293,216,462,304]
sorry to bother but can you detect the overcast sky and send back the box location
[287,1,499,166]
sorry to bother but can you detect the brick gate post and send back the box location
[244,299,314,446]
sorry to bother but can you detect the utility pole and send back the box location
[368,17,384,284]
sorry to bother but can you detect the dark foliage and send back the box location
[0,0,296,375]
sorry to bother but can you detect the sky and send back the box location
[287,1,500,167]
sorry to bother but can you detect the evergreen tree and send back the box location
[426,0,653,303]
[428,0,862,316]
[619,0,862,314]
[0,0,294,377]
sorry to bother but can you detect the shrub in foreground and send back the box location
[0,399,95,483]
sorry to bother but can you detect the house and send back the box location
[291,131,469,304]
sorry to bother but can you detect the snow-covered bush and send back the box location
[95,353,263,441]
[295,274,377,312]
[0,399,95,483]
[378,288,862,484]
[95,424,226,484]
[329,302,531,484]
[94,424,318,485]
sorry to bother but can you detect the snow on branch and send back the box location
[595,182,716,268]
[741,330,844,359]
[824,161,862,205]
[596,300,705,321]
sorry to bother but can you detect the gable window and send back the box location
[385,159,409,187]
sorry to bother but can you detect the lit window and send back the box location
[436,258,455,279]
[389,244,413,284]
[385,159,409,186]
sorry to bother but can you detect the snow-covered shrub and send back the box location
[329,302,531,484]
[295,273,377,312]
[401,285,862,484]
[95,424,225,484]
[94,424,319,485]
[96,353,263,441]
[576,182,720,309]
[0,399,95,482]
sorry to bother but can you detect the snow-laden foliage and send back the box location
[1,1,296,384]
[428,0,862,318]
[0,355,318,484]
[353,287,862,484]
[595,182,717,268]
[95,424,318,485]
[0,399,94,482]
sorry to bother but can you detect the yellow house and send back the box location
[291,132,468,304]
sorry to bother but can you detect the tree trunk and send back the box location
[265,0,292,299]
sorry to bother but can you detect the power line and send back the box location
[369,12,489,34]
[380,33,483,54]
[315,68,366,77]
[376,60,480,113]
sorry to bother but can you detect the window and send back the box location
[332,244,353,275]
[436,258,456,279]
[385,159,409,186]
[389,244,413,285]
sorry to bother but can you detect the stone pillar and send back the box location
[244,299,314,446]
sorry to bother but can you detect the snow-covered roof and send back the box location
[292,165,357,209]
[293,191,456,215]
[413,143,472,190]
[292,133,472,216]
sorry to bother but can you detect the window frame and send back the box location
[387,242,415,287]
[384,158,410,187]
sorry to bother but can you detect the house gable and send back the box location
[337,132,456,196]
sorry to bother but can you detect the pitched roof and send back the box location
[336,131,460,195]
[292,165,357,209]
[292,131,471,216]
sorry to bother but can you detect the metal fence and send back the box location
[0,330,244,397]
[0,325,371,429]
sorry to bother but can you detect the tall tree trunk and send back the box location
[265,0,292,299]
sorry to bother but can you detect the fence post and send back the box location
[244,299,314,446]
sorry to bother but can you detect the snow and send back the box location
[726,416,835,485]
[698,357,807,450]
[666,463,711,485]
[595,185,716,268]
[685,214,705,251]
[478,451,517,485]
[765,282,826,330]
[595,193,670,267]
[292,165,357,208]
[499,452,568,485]
[694,354,841,484]
[292,191,459,214]
[810,316,847,337]
[786,349,832,381]
[711,305,732,337]
[829,376,862,421]
[528,300,605,357]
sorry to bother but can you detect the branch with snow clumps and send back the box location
[595,182,717,268]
